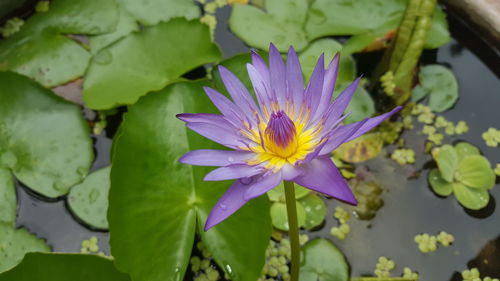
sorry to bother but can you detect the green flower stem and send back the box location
[284,181,300,281]
[351,278,417,281]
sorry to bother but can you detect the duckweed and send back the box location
[414,231,454,253]
[391,148,416,165]
[482,128,500,147]
[374,256,395,278]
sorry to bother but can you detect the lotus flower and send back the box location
[178,44,401,230]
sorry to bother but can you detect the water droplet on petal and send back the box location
[219,203,227,211]
[227,157,234,163]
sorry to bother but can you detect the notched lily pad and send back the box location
[0,0,118,87]
[0,223,50,274]
[0,72,93,198]
[68,167,111,230]
[299,193,327,230]
[83,18,222,109]
[0,252,131,281]
[412,65,458,112]
[299,238,349,281]
[270,201,306,231]
[0,168,16,226]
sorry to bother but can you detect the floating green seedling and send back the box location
[429,143,496,210]
[68,167,110,230]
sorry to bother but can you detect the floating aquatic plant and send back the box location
[178,43,400,279]
[428,142,496,210]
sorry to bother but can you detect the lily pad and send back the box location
[453,183,489,210]
[299,238,349,281]
[0,72,93,198]
[89,0,200,53]
[299,193,327,230]
[412,65,458,112]
[0,223,50,273]
[68,167,110,230]
[270,201,306,231]
[455,142,480,162]
[306,0,450,49]
[333,83,375,123]
[299,39,356,84]
[428,169,454,197]
[0,168,16,225]
[335,133,383,163]
[267,182,311,202]
[83,18,222,109]
[0,0,118,87]
[109,81,270,281]
[0,252,131,281]
[433,145,458,183]
[229,0,309,52]
[456,155,495,190]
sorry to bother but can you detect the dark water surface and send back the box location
[14,5,500,280]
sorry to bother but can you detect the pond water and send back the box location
[13,5,500,280]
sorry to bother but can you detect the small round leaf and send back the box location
[270,201,306,231]
[299,238,348,281]
[299,193,327,230]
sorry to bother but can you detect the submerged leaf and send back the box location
[68,167,110,229]
[0,224,50,273]
[335,133,383,163]
[0,253,131,281]
[109,81,270,281]
[299,238,349,281]
[453,183,489,210]
[0,72,93,198]
[83,19,222,109]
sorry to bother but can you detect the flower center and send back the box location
[264,111,298,158]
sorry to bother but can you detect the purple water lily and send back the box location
[178,44,401,231]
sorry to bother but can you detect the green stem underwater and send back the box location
[284,181,300,281]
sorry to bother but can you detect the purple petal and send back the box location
[177,113,236,130]
[179,149,255,166]
[269,43,286,108]
[203,87,246,127]
[311,54,340,123]
[294,156,357,205]
[204,164,263,181]
[304,54,325,118]
[242,171,282,201]
[281,163,303,181]
[285,46,304,115]
[345,106,402,142]
[247,63,271,110]
[322,77,361,132]
[186,122,247,149]
[218,66,259,117]
[319,118,368,155]
[204,172,280,230]
[251,50,270,86]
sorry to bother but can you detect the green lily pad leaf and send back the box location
[0,72,93,198]
[307,0,449,49]
[120,0,200,26]
[454,142,480,162]
[267,182,311,202]
[433,145,458,183]
[299,39,356,85]
[0,252,131,281]
[0,168,16,225]
[270,201,306,231]
[428,169,453,197]
[456,155,495,190]
[453,183,489,210]
[299,238,348,281]
[0,223,50,273]
[83,19,222,110]
[333,83,375,123]
[412,65,458,112]
[68,167,110,230]
[0,0,118,87]
[229,0,309,52]
[335,133,383,163]
[299,193,327,230]
[89,0,201,53]
[109,80,270,281]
